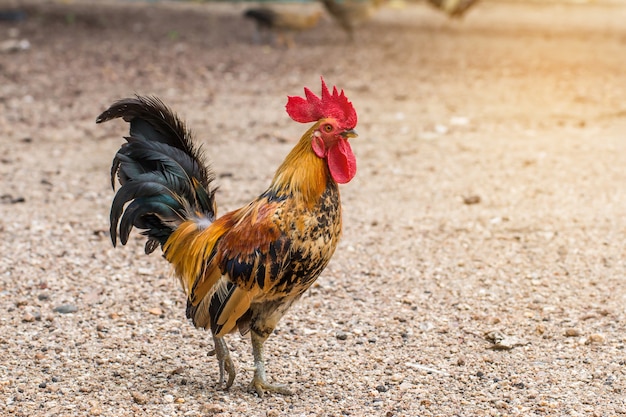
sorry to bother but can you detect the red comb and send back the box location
[286,78,357,130]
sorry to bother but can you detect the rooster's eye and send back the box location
[323,124,333,133]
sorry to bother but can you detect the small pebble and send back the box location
[336,331,347,341]
[463,195,481,205]
[390,374,404,383]
[148,307,163,316]
[202,404,225,413]
[22,313,36,323]
[170,366,184,375]
[564,328,581,337]
[494,400,509,409]
[586,333,606,344]
[38,382,47,389]
[376,384,388,392]
[53,304,78,314]
[131,391,148,405]
[398,381,412,391]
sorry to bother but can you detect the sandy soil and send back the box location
[1,0,626,415]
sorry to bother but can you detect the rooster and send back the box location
[319,0,384,41]
[243,7,323,48]
[96,79,358,396]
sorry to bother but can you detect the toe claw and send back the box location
[224,358,236,389]
[249,378,293,397]
[216,355,236,390]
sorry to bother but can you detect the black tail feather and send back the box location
[97,96,217,251]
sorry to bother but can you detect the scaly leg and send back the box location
[249,330,292,397]
[211,335,236,389]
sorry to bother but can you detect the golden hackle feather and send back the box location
[269,122,328,208]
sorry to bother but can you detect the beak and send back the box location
[341,129,358,139]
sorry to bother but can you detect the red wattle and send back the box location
[327,139,357,184]
[311,135,326,158]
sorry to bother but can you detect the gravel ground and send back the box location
[1,1,626,416]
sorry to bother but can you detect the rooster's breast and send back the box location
[277,182,342,294]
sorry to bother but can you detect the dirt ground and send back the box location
[1,0,626,415]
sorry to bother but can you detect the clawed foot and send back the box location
[212,337,236,390]
[248,330,293,396]
[249,375,293,397]
[217,354,236,389]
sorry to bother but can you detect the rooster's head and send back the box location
[286,77,358,184]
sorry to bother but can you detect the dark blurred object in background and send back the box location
[0,9,26,22]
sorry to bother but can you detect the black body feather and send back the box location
[96,96,217,253]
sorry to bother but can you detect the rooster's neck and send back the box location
[268,124,330,208]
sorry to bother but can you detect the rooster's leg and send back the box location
[212,335,236,389]
[249,330,292,396]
